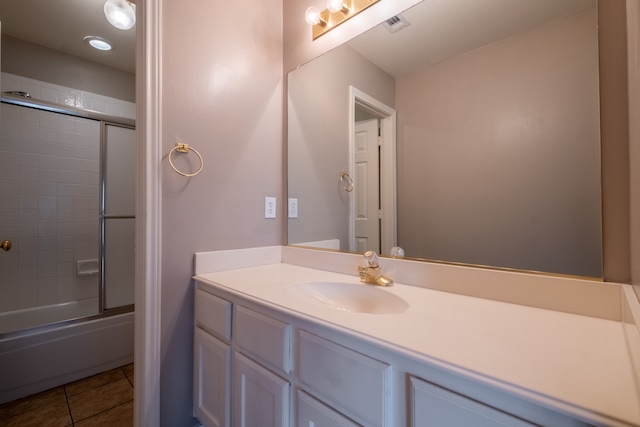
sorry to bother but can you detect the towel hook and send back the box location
[169,143,204,177]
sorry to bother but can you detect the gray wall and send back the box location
[288,44,395,249]
[159,0,283,424]
[1,35,135,102]
[396,9,602,277]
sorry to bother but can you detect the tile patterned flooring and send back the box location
[0,364,134,426]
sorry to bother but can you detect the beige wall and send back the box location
[395,9,602,276]
[1,35,135,102]
[288,44,395,249]
[158,0,283,424]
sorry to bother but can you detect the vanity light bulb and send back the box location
[327,0,347,13]
[305,7,322,25]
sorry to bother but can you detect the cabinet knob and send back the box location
[1,240,12,252]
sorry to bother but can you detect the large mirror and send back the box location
[287,0,602,278]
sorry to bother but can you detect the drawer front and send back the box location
[298,330,390,427]
[297,390,361,427]
[410,376,536,427]
[235,305,291,373]
[195,289,232,341]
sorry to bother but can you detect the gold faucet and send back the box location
[358,250,393,286]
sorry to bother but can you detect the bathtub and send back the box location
[0,298,100,335]
[0,303,134,404]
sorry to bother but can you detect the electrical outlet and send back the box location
[288,198,298,218]
[264,197,276,219]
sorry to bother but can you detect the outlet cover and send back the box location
[265,197,276,218]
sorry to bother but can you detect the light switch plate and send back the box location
[288,198,298,218]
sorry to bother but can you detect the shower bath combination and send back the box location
[0,90,136,404]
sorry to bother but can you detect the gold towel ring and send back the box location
[339,171,354,192]
[169,143,204,177]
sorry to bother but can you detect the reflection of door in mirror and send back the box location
[287,46,396,252]
[350,91,397,256]
[354,118,380,253]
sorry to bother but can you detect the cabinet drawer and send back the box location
[235,305,291,373]
[410,376,535,426]
[297,390,361,427]
[195,289,232,341]
[298,330,390,427]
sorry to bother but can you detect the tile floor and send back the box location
[0,364,134,426]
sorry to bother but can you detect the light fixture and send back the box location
[104,0,136,30]
[84,36,113,51]
[306,0,380,40]
[327,0,349,14]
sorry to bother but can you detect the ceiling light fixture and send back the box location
[306,0,380,40]
[104,0,136,30]
[84,36,113,51]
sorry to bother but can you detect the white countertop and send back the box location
[195,263,640,426]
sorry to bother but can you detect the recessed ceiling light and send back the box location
[84,36,113,51]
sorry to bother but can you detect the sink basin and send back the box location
[293,281,409,314]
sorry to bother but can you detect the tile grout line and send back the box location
[63,384,74,427]
[72,400,134,424]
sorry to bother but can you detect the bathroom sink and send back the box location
[293,281,409,314]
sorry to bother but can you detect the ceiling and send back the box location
[0,0,135,74]
[0,0,594,79]
[347,0,596,78]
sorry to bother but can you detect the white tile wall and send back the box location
[1,72,136,120]
[0,74,134,314]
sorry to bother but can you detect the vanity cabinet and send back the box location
[194,284,379,427]
[194,280,596,427]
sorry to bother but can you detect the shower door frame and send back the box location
[99,121,136,315]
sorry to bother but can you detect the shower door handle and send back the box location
[1,240,12,251]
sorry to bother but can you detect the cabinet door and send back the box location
[234,352,290,427]
[410,377,535,427]
[194,327,231,427]
[297,390,361,427]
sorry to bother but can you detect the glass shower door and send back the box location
[102,123,135,310]
[0,102,102,332]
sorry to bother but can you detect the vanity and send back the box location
[192,246,640,427]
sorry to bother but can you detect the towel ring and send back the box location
[169,143,204,177]
[339,171,354,192]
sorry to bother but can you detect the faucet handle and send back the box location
[389,246,404,258]
[362,250,379,268]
